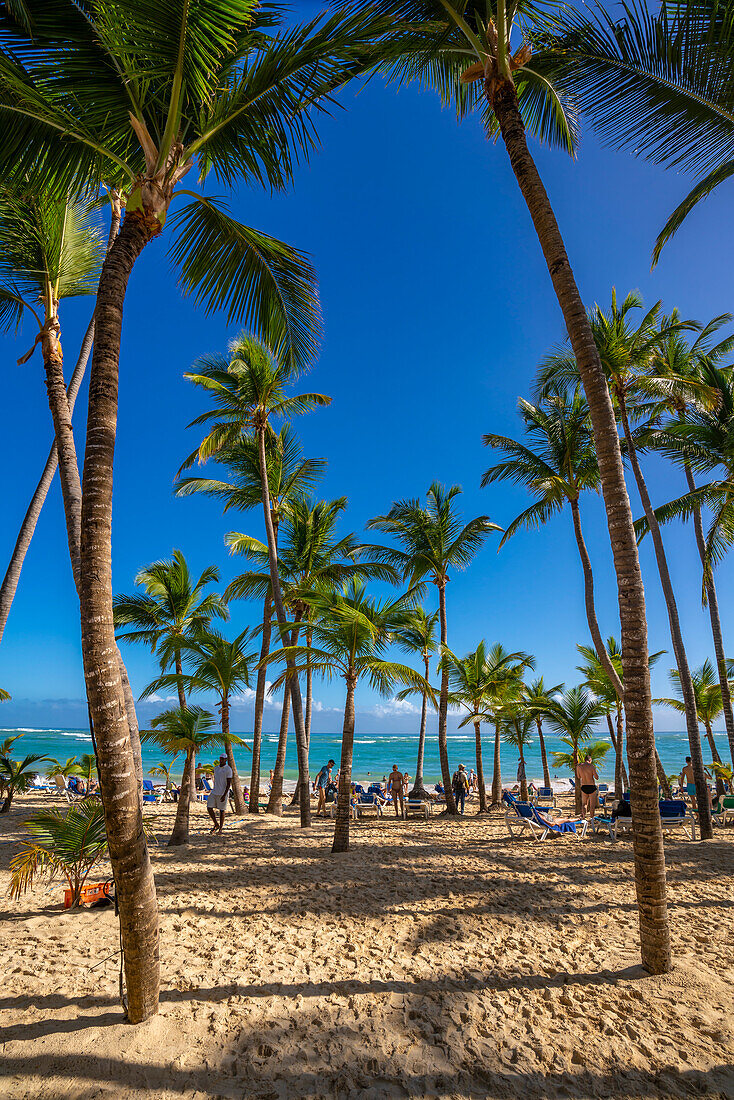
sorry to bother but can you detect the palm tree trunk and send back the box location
[608,712,622,795]
[265,688,291,815]
[492,76,670,974]
[170,748,194,846]
[290,620,314,807]
[332,673,357,854]
[256,426,310,827]
[474,718,488,812]
[222,691,245,814]
[618,399,712,839]
[409,658,430,800]
[536,718,551,789]
[119,655,143,794]
[79,208,160,1023]
[491,721,502,805]
[569,498,624,698]
[249,595,271,814]
[703,721,725,797]
[519,742,528,804]
[174,650,187,712]
[685,464,734,770]
[572,744,582,816]
[0,200,121,644]
[437,582,457,814]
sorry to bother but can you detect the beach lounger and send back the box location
[403,798,431,820]
[51,774,73,802]
[504,795,588,840]
[142,779,159,804]
[530,786,556,810]
[596,799,696,841]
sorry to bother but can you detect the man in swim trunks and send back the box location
[313,759,335,816]
[576,753,599,816]
[680,756,697,809]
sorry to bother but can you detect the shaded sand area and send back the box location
[1,794,733,1099]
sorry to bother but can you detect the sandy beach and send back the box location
[1,792,733,1100]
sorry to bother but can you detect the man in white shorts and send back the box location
[207,754,233,834]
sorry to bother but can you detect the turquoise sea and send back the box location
[3,726,730,786]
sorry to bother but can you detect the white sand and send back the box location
[1,792,733,1099]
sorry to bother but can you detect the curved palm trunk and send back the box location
[535,718,551,789]
[290,621,314,808]
[618,400,712,839]
[491,721,502,805]
[608,711,623,796]
[332,673,357,853]
[492,77,670,974]
[222,691,245,814]
[518,739,529,804]
[473,716,488,812]
[169,748,194,846]
[249,596,272,814]
[0,202,120,644]
[79,208,160,1023]
[569,498,624,698]
[436,582,457,814]
[257,427,310,827]
[119,656,143,794]
[572,744,582,816]
[703,721,725,797]
[686,465,734,770]
[265,688,291,815]
[409,654,431,800]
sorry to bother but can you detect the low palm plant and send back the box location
[552,739,611,793]
[0,754,49,812]
[141,707,223,846]
[266,580,431,852]
[46,757,80,781]
[73,754,98,786]
[149,762,177,792]
[10,799,109,905]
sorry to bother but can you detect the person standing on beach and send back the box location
[388,765,404,817]
[452,764,469,814]
[313,759,335,817]
[207,754,232,835]
[576,753,599,816]
[680,757,697,809]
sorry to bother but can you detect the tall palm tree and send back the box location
[656,660,729,793]
[639,359,734,773]
[538,289,715,837]
[0,1,380,1020]
[182,334,331,826]
[114,551,228,712]
[176,424,325,813]
[547,0,734,265]
[227,496,395,810]
[522,677,563,790]
[445,641,530,812]
[141,706,222,846]
[349,0,672,974]
[472,645,532,805]
[0,193,122,641]
[502,707,534,803]
[483,387,623,698]
[266,580,430,852]
[141,628,256,814]
[367,483,499,814]
[394,608,440,800]
[546,687,607,815]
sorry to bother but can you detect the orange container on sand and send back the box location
[64,881,111,909]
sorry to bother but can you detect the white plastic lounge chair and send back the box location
[504,794,588,840]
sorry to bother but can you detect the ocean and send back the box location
[3,725,729,786]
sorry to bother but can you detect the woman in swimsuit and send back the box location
[576,754,600,816]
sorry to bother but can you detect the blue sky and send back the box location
[1,17,733,733]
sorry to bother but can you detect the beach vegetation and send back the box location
[9,798,109,905]
[0,754,49,813]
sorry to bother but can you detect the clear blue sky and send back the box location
[1,18,733,733]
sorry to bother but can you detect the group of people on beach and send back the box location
[313,760,415,817]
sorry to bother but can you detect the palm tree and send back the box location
[483,387,624,699]
[47,757,81,781]
[502,708,534,803]
[546,687,607,815]
[367,483,499,813]
[474,646,532,805]
[522,677,563,790]
[227,496,395,809]
[576,641,628,797]
[73,754,98,786]
[0,689,10,702]
[0,1,381,1020]
[266,580,430,852]
[445,642,531,812]
[638,359,734,772]
[538,289,714,838]
[114,551,228,712]
[0,191,117,638]
[141,706,222,846]
[9,799,110,906]
[148,762,177,793]
[351,0,671,974]
[552,738,611,789]
[141,628,256,814]
[177,425,326,814]
[394,608,440,800]
[183,335,331,826]
[547,0,734,265]
[656,660,729,794]
[0,753,48,812]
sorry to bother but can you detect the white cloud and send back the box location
[144,693,178,704]
[372,697,421,718]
